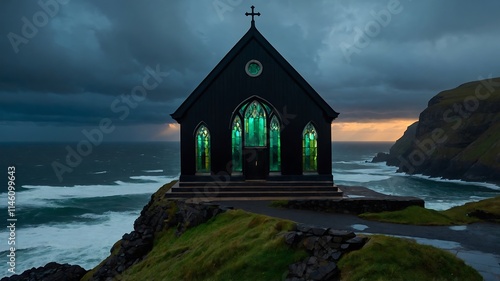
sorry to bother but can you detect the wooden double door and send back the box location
[243,147,268,180]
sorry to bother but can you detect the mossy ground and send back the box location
[116,209,307,281]
[360,196,500,225]
[269,200,289,208]
[338,235,482,281]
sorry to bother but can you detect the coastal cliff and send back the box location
[373,77,500,183]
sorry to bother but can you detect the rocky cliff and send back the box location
[373,77,500,184]
[84,182,230,280]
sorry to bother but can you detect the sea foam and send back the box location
[0,176,177,277]
[0,211,140,275]
[0,176,177,207]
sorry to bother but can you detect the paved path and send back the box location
[215,200,500,281]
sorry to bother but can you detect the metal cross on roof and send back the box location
[245,6,260,26]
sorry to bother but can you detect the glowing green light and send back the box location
[302,123,317,172]
[270,116,281,172]
[247,62,261,76]
[231,116,243,172]
[196,125,210,172]
[244,101,266,146]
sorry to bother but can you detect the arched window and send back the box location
[231,116,242,172]
[244,101,266,147]
[195,125,210,172]
[269,115,281,172]
[302,122,317,172]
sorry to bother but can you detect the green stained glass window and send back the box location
[245,60,263,77]
[195,125,210,172]
[269,116,281,172]
[248,63,261,75]
[263,103,271,114]
[302,122,317,172]
[231,116,243,172]
[239,103,248,116]
[244,101,266,147]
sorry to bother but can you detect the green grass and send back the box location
[338,235,482,281]
[360,206,456,225]
[149,180,177,208]
[443,196,500,224]
[360,196,500,225]
[117,209,307,281]
[269,200,289,208]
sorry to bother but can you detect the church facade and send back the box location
[171,9,339,185]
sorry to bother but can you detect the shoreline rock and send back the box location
[0,262,87,281]
[371,152,391,163]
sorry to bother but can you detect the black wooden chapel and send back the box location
[170,7,339,192]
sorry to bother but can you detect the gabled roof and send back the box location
[171,24,339,122]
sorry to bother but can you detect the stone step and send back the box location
[172,186,339,192]
[165,190,343,199]
[178,181,334,187]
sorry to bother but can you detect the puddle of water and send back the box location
[449,225,467,231]
[346,195,365,198]
[351,224,369,231]
[409,236,462,250]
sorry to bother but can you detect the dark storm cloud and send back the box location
[1,0,500,140]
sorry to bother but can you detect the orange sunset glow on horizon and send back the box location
[331,119,417,142]
[159,119,417,143]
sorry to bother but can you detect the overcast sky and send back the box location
[1,0,499,142]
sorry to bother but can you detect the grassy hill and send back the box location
[360,196,500,225]
[338,235,481,281]
[115,210,306,281]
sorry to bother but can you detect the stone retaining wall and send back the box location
[284,224,367,281]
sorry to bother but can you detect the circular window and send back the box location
[245,60,263,77]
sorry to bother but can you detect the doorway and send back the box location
[243,148,268,180]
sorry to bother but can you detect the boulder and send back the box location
[1,262,87,281]
[308,261,338,281]
[371,152,391,163]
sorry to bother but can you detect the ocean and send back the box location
[1,141,499,276]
